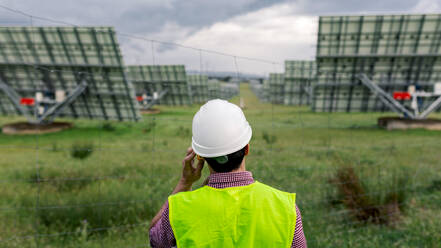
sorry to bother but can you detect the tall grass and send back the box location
[0,84,440,247]
[328,166,409,225]
[71,142,94,159]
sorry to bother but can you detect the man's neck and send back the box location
[230,163,246,173]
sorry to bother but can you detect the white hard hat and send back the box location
[192,99,252,158]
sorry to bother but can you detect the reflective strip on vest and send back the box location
[169,181,296,248]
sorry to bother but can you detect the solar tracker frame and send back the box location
[126,65,190,106]
[284,60,316,105]
[315,14,441,112]
[312,82,437,112]
[0,26,140,121]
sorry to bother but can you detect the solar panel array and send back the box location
[219,82,239,100]
[187,74,209,103]
[207,79,221,100]
[258,79,271,102]
[253,62,316,106]
[268,73,285,104]
[0,26,140,121]
[284,60,316,105]
[249,80,263,100]
[314,14,441,112]
[262,79,270,102]
[126,65,191,105]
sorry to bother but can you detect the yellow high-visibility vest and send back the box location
[169,181,296,248]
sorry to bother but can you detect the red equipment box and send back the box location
[393,92,411,100]
[20,98,35,106]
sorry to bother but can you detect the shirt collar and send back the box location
[207,171,254,188]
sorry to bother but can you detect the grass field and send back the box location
[1,84,441,247]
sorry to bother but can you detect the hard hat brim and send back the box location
[192,124,252,158]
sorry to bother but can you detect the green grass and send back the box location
[1,84,441,247]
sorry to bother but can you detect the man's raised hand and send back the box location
[179,147,204,187]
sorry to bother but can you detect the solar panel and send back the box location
[314,14,441,112]
[284,60,316,105]
[268,73,285,104]
[126,65,190,105]
[187,74,209,103]
[0,26,140,122]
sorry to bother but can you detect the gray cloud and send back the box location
[0,0,434,37]
[293,0,419,15]
[1,0,289,33]
[0,0,439,74]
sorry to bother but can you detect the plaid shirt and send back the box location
[149,171,307,247]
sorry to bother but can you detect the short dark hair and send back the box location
[205,146,247,173]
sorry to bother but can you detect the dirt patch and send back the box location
[378,117,441,131]
[140,108,161,115]
[2,122,73,135]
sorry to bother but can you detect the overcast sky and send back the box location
[1,0,440,75]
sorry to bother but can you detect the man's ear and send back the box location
[244,144,249,156]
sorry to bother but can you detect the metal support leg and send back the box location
[38,78,88,123]
[419,95,441,119]
[0,78,34,123]
[357,74,415,119]
[143,90,168,110]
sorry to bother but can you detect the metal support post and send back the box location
[357,74,415,118]
[418,95,441,119]
[143,90,168,110]
[0,78,34,123]
[411,94,420,117]
[38,78,88,123]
